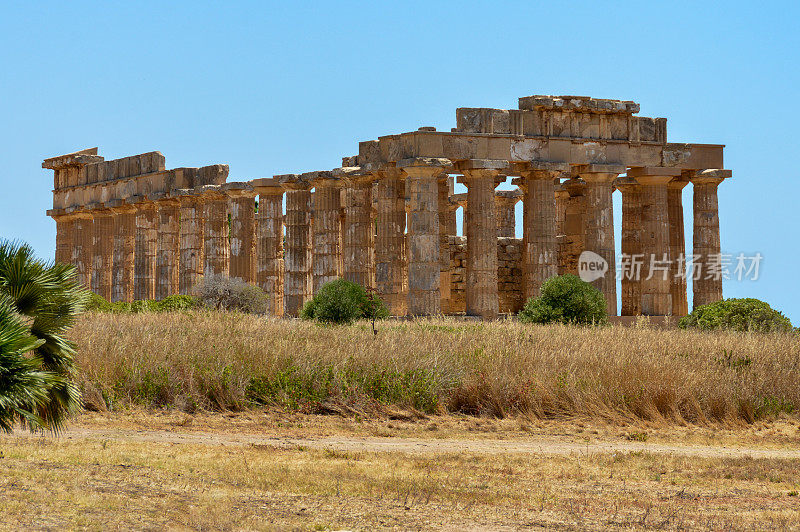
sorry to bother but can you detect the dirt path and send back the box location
[6,425,800,460]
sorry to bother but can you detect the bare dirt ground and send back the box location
[2,410,800,530]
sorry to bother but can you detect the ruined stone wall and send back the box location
[449,236,523,315]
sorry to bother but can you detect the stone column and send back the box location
[668,177,690,316]
[399,157,450,316]
[456,159,506,320]
[629,167,682,316]
[577,164,625,316]
[615,178,643,316]
[108,200,136,303]
[279,175,312,317]
[513,162,568,300]
[53,213,74,265]
[223,182,257,284]
[560,179,586,276]
[494,189,521,238]
[554,181,569,275]
[68,209,93,289]
[251,179,285,317]
[305,171,342,293]
[691,169,731,308]
[373,166,407,316]
[438,173,454,313]
[176,191,204,296]
[340,170,375,289]
[199,185,229,279]
[131,197,157,301]
[153,194,180,300]
[91,207,114,300]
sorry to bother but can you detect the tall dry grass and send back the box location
[70,312,800,424]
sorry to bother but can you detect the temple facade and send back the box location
[44,95,730,318]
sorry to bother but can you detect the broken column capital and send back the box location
[511,160,571,179]
[277,173,312,191]
[249,178,284,195]
[627,166,682,186]
[222,181,257,198]
[302,170,341,188]
[575,163,626,184]
[690,169,732,186]
[398,157,451,178]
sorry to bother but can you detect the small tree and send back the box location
[301,279,388,325]
[518,274,607,325]
[196,275,268,314]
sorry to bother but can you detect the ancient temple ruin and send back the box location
[44,95,731,318]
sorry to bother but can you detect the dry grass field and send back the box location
[2,312,799,530]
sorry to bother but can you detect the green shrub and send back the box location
[300,279,388,324]
[155,295,201,312]
[679,298,793,333]
[85,293,200,314]
[518,274,607,325]
[196,275,268,314]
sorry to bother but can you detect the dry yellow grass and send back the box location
[70,312,800,425]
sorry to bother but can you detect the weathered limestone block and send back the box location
[374,166,407,315]
[577,164,624,316]
[558,179,586,276]
[251,178,284,317]
[199,185,230,279]
[668,177,690,316]
[456,159,506,320]
[90,208,114,300]
[691,170,731,308]
[305,171,342,293]
[280,175,312,317]
[108,200,136,302]
[176,191,204,296]
[338,168,375,290]
[494,188,521,238]
[399,158,450,316]
[223,182,257,284]
[152,194,180,300]
[131,197,157,300]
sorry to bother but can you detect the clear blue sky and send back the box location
[1,1,798,323]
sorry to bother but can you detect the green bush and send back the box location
[84,293,200,314]
[679,298,793,333]
[518,274,607,325]
[196,275,268,314]
[300,279,388,324]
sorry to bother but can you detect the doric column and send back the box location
[513,161,569,300]
[305,171,342,293]
[615,178,643,316]
[152,193,180,299]
[438,173,454,313]
[455,159,506,320]
[91,206,114,300]
[279,175,313,317]
[691,169,731,308]
[629,167,682,316]
[199,185,229,279]
[51,211,74,265]
[131,196,157,301]
[576,164,625,316]
[251,178,285,316]
[67,208,93,289]
[176,190,204,296]
[554,181,569,275]
[107,200,136,302]
[560,179,586,276]
[373,166,407,316]
[223,182,257,284]
[340,169,376,289]
[494,189,521,238]
[668,176,690,316]
[399,157,450,316]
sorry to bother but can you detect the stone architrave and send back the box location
[304,171,342,293]
[131,196,158,301]
[338,168,376,290]
[691,169,731,308]
[629,167,682,316]
[223,182,257,284]
[251,178,285,316]
[455,159,507,320]
[668,176,690,316]
[90,206,114,300]
[278,174,313,317]
[198,185,230,279]
[107,199,136,302]
[372,165,407,315]
[151,193,180,300]
[176,190,204,296]
[398,157,450,316]
[512,161,569,300]
[576,164,625,316]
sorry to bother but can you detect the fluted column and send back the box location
[668,177,690,316]
[691,169,730,308]
[69,209,93,289]
[250,179,285,316]
[554,182,568,276]
[438,173,453,313]
[132,197,157,301]
[200,185,229,279]
[374,166,407,315]
[560,179,586,276]
[279,175,312,317]
[514,162,568,300]
[176,191,204,295]
[108,200,136,302]
[616,178,643,316]
[91,207,114,300]
[154,195,180,299]
[399,158,450,316]
[456,159,505,320]
[577,164,624,316]
[341,171,375,289]
[629,167,682,316]
[306,171,342,293]
[54,214,74,265]
[224,182,257,284]
[494,190,521,238]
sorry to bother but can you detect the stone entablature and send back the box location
[44,93,732,318]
